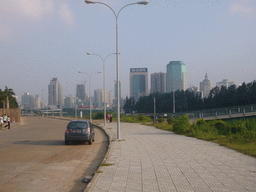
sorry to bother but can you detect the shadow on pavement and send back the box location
[14,140,65,146]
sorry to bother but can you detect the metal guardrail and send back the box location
[130,104,256,121]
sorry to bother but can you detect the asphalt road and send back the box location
[0,116,108,192]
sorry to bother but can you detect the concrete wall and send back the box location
[0,108,21,123]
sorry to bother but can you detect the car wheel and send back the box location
[88,138,92,145]
[92,134,95,142]
[65,140,69,145]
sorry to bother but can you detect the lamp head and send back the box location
[87,52,93,55]
[78,71,82,73]
[137,1,149,5]
[85,0,96,4]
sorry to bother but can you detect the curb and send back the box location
[84,124,116,192]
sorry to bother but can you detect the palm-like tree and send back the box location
[0,86,15,108]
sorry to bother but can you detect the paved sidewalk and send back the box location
[86,122,256,192]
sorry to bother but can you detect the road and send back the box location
[0,116,108,192]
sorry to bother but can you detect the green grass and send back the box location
[149,116,256,157]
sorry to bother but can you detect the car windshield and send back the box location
[68,122,88,129]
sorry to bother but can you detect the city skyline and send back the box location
[1,0,255,103]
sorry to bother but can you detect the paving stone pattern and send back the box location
[86,123,256,192]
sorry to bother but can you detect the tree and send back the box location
[0,86,18,108]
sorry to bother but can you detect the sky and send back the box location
[1,0,255,103]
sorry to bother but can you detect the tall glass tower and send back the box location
[130,68,148,101]
[166,61,187,92]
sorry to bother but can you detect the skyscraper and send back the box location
[48,78,63,108]
[150,72,166,94]
[200,73,212,98]
[76,84,87,101]
[21,93,34,109]
[166,61,187,92]
[130,68,148,101]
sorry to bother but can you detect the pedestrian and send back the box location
[107,114,110,123]
[110,113,112,123]
[3,114,7,124]
[5,116,10,129]
[0,116,3,127]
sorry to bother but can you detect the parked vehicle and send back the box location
[65,120,95,145]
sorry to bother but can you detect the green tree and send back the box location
[0,86,18,108]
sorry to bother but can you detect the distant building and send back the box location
[150,72,166,94]
[34,95,43,109]
[166,61,187,92]
[21,93,34,109]
[216,79,235,88]
[48,78,63,108]
[130,68,149,101]
[200,73,212,98]
[187,86,201,97]
[94,89,103,107]
[64,96,74,108]
[76,84,87,101]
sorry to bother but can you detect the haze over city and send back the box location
[1,0,255,103]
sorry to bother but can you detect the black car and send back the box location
[65,120,95,145]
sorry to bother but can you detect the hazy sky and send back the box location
[1,0,255,103]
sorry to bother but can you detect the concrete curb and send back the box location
[85,124,116,192]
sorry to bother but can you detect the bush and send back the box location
[196,118,206,126]
[94,111,104,119]
[172,115,191,134]
[138,115,152,122]
[157,117,164,123]
[167,117,175,125]
[213,120,228,134]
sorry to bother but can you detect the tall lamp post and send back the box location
[85,0,148,140]
[87,52,117,127]
[78,71,101,122]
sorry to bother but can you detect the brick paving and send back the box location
[86,122,256,192]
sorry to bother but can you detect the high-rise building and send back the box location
[150,72,166,94]
[76,84,87,101]
[216,79,235,88]
[48,78,63,108]
[64,96,74,108]
[200,73,212,98]
[166,61,187,92]
[130,68,148,101]
[34,95,43,109]
[21,93,34,109]
[94,89,103,107]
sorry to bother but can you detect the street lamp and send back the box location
[78,71,101,122]
[87,52,117,127]
[84,0,148,140]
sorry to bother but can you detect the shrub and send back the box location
[172,115,191,134]
[157,117,164,123]
[138,115,152,122]
[213,120,228,134]
[167,117,175,125]
[94,111,104,119]
[196,118,206,126]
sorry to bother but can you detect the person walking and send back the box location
[110,113,112,123]
[5,116,10,129]
[0,116,3,127]
[3,114,7,124]
[107,114,110,123]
